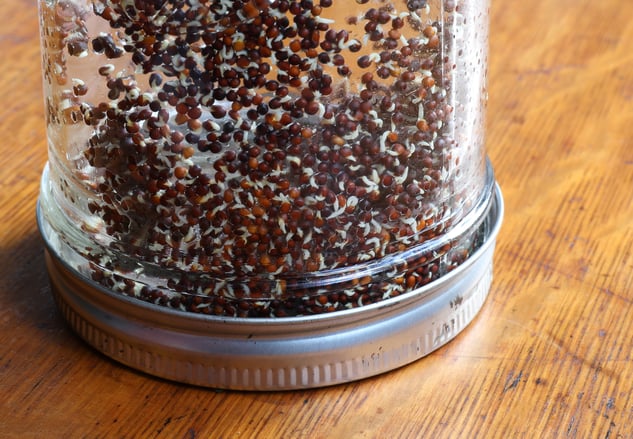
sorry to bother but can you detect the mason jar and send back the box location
[38,0,503,389]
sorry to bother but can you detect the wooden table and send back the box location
[2,0,632,436]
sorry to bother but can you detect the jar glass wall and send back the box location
[38,0,493,318]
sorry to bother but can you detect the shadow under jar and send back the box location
[37,0,503,389]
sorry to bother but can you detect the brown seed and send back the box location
[422,76,436,88]
[427,35,440,48]
[174,167,187,179]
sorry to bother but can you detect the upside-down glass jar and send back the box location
[37,0,503,389]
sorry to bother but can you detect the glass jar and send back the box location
[38,0,502,388]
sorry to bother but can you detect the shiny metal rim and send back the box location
[41,184,503,390]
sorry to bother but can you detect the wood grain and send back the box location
[1,0,632,437]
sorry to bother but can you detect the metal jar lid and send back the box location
[41,185,503,390]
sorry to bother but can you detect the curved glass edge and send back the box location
[38,166,503,322]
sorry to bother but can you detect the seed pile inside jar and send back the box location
[44,0,484,316]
